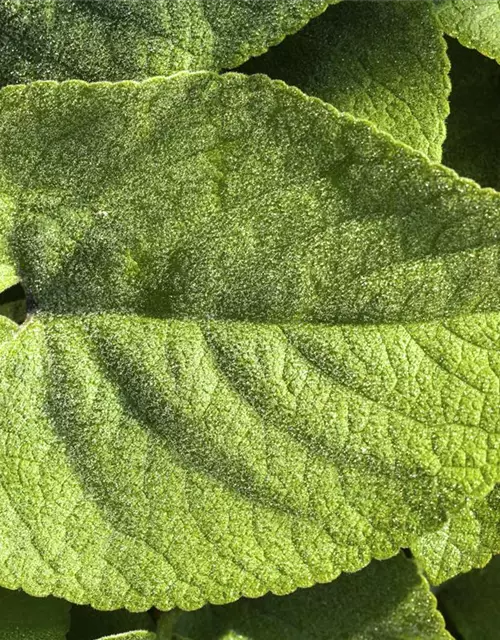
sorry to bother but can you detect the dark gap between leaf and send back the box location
[437,590,465,640]
[0,282,28,325]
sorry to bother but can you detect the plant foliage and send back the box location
[0,0,499,638]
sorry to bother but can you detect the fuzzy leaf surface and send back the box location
[174,554,450,640]
[241,0,450,160]
[434,0,500,62]
[439,554,500,640]
[413,485,500,585]
[443,37,500,191]
[1,73,500,611]
[0,0,338,85]
[0,587,70,640]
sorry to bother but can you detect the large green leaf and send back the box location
[413,485,500,585]
[0,0,338,85]
[434,0,500,62]
[173,554,450,639]
[240,0,450,160]
[0,586,70,640]
[443,37,500,191]
[1,73,500,611]
[438,554,500,640]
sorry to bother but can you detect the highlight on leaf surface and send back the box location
[443,37,500,191]
[413,485,500,586]
[438,554,500,640]
[240,0,450,160]
[0,0,339,85]
[434,0,500,63]
[173,553,451,640]
[1,72,500,611]
[0,587,70,640]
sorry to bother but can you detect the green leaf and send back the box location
[173,554,450,639]
[68,606,154,640]
[1,73,500,611]
[98,634,156,640]
[438,554,500,640]
[0,0,339,85]
[434,0,500,62]
[0,586,70,640]
[240,0,450,160]
[442,37,500,191]
[413,485,500,585]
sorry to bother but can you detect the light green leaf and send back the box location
[240,0,450,160]
[98,634,156,640]
[68,606,154,640]
[438,554,500,640]
[0,586,70,640]
[434,0,500,62]
[0,0,339,85]
[1,73,500,611]
[413,485,500,585]
[173,554,450,639]
[443,37,500,191]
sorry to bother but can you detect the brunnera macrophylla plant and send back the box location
[0,0,499,638]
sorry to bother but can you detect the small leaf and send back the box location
[438,554,500,640]
[173,554,451,639]
[68,606,154,640]
[98,634,156,640]
[1,73,500,611]
[241,0,450,160]
[0,587,70,640]
[443,37,500,191]
[434,0,500,62]
[413,485,500,585]
[0,0,339,85]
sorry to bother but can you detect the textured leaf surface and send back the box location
[241,0,450,160]
[0,587,70,640]
[434,0,500,62]
[174,554,450,640]
[1,73,500,611]
[443,37,500,191]
[0,0,337,85]
[413,485,500,585]
[439,554,500,640]
[68,606,154,640]
[99,634,156,640]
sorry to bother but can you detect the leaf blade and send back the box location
[0,73,500,610]
[240,0,450,160]
[0,0,339,85]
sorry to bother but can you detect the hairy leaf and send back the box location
[241,0,450,160]
[68,606,154,640]
[438,554,500,640]
[443,37,500,191]
[174,554,450,639]
[1,73,500,611]
[0,587,70,640]
[413,485,500,585]
[434,0,500,62]
[0,0,338,85]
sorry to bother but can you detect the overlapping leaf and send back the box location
[438,554,500,640]
[434,0,500,62]
[0,0,338,85]
[0,586,69,640]
[174,554,451,639]
[241,0,450,160]
[413,485,500,585]
[1,73,500,611]
[443,37,500,191]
